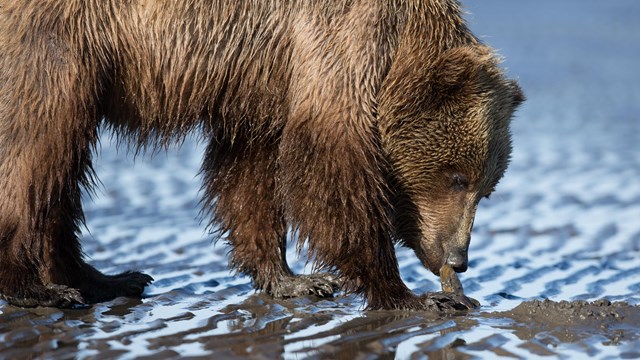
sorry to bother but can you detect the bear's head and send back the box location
[379,45,524,275]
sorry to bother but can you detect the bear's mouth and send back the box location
[414,241,445,276]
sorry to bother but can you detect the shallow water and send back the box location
[1,0,640,359]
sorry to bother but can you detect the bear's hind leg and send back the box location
[202,139,338,298]
[0,263,84,308]
[0,116,153,307]
[0,91,153,307]
[0,15,151,307]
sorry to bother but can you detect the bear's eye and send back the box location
[451,173,469,191]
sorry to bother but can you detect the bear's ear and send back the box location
[428,45,494,94]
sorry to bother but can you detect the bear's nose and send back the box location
[446,249,468,273]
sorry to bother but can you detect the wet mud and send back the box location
[2,0,640,359]
[490,300,640,358]
[1,296,639,359]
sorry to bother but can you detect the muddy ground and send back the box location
[1,0,639,359]
[1,296,639,359]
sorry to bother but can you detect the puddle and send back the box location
[1,0,640,359]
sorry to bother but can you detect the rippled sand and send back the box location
[1,0,639,358]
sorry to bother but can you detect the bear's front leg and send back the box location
[275,108,427,309]
[276,126,477,310]
[202,137,338,298]
[277,98,476,311]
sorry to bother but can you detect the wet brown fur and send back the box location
[0,0,523,309]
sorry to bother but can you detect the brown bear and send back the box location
[0,1,523,310]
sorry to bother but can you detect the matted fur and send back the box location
[0,0,523,310]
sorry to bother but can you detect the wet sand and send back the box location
[1,296,639,359]
[1,0,640,358]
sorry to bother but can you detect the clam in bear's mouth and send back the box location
[439,264,480,310]
[440,264,464,294]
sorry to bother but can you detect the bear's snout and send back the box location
[445,248,468,273]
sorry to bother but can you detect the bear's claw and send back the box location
[1,284,85,308]
[112,271,154,297]
[80,270,154,303]
[269,273,339,298]
[420,291,480,312]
